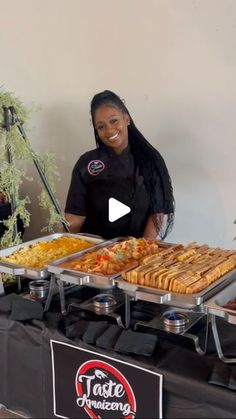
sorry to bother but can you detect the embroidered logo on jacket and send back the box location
[87,160,105,176]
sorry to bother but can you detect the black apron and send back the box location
[81,175,150,239]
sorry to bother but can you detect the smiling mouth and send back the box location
[108,133,119,141]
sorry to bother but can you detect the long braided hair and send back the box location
[90,90,175,239]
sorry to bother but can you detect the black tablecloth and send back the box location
[0,308,236,419]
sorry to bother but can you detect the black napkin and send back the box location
[208,362,230,388]
[61,313,82,329]
[65,320,90,339]
[208,363,236,391]
[82,321,109,345]
[114,330,158,356]
[10,298,44,321]
[96,325,123,350]
[0,293,22,313]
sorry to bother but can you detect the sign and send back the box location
[51,340,163,419]
[108,197,131,222]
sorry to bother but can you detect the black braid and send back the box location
[90,90,175,239]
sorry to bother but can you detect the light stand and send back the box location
[3,106,18,239]
[2,105,70,234]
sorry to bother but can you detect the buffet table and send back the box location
[0,298,236,419]
[1,236,236,418]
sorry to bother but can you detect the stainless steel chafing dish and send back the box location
[47,237,236,310]
[116,267,236,309]
[46,237,135,314]
[0,233,103,279]
[45,237,236,358]
[47,237,135,288]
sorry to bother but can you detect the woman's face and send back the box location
[94,105,130,154]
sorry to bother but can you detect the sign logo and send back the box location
[88,160,105,176]
[51,340,163,418]
[108,197,131,222]
[75,359,136,418]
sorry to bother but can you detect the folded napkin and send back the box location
[208,362,236,390]
[96,325,123,350]
[82,321,109,345]
[0,293,22,313]
[114,330,158,357]
[65,320,90,339]
[10,298,44,321]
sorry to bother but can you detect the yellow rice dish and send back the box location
[0,236,95,269]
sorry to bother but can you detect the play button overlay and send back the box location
[108,197,131,222]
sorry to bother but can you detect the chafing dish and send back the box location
[46,237,165,314]
[46,236,236,359]
[0,233,103,279]
[47,237,136,288]
[46,237,236,312]
[116,266,236,309]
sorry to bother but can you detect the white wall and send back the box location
[1,0,236,248]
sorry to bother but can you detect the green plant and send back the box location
[0,88,66,249]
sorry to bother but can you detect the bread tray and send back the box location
[115,267,236,309]
[0,233,104,279]
[204,279,236,325]
[47,237,138,289]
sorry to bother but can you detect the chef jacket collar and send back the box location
[102,143,131,157]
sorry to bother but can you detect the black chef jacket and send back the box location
[65,145,164,239]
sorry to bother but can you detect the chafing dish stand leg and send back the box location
[16,275,21,293]
[184,322,209,355]
[183,313,210,356]
[124,293,131,329]
[44,273,56,312]
[211,314,236,363]
[57,279,66,315]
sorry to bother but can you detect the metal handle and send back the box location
[60,272,91,285]
[0,263,25,276]
[135,290,168,304]
[77,232,103,240]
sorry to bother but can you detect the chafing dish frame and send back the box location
[46,237,169,313]
[45,237,128,313]
[47,237,140,286]
[46,236,236,310]
[115,266,236,309]
[46,237,236,326]
[0,232,104,280]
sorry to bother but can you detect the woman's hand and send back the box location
[64,213,86,233]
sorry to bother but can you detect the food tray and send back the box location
[204,279,236,324]
[0,233,103,279]
[115,267,236,309]
[47,237,140,289]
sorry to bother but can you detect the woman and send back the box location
[65,90,175,240]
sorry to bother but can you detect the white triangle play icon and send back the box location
[108,197,131,222]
